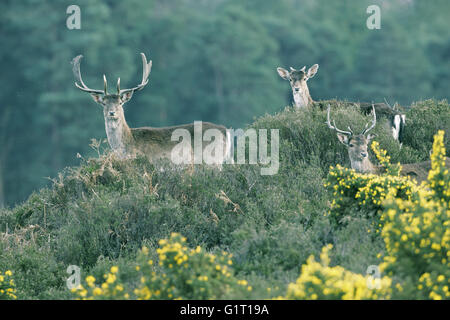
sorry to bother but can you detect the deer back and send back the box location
[398,157,450,183]
[131,122,229,162]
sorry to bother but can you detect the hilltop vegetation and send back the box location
[0,99,448,299]
[2,0,450,208]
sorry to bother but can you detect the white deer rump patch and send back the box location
[392,114,405,141]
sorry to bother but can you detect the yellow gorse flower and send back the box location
[0,270,17,300]
[73,233,246,300]
[324,131,449,300]
[283,245,391,300]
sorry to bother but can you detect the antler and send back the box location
[71,55,105,94]
[118,53,152,94]
[326,105,353,136]
[290,66,306,73]
[361,104,376,135]
[72,53,152,96]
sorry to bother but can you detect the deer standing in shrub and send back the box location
[276,64,406,142]
[326,105,449,183]
[277,65,319,109]
[72,53,232,165]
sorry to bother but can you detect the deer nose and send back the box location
[361,152,368,158]
[109,111,115,116]
[294,88,300,92]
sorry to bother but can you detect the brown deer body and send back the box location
[72,53,231,164]
[326,105,449,183]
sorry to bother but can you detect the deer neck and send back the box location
[104,114,135,157]
[350,157,377,174]
[292,85,312,108]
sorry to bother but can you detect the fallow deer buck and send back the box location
[358,101,406,143]
[71,53,232,165]
[277,65,319,109]
[276,64,406,143]
[321,101,407,143]
[326,105,449,183]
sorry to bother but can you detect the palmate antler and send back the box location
[71,55,105,94]
[118,53,152,95]
[71,53,152,95]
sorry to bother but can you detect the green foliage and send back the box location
[1,1,450,207]
[73,233,252,300]
[0,101,448,299]
[324,130,450,300]
[380,131,450,300]
[403,100,450,159]
[0,244,68,299]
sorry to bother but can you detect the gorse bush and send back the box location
[381,194,449,299]
[380,131,449,300]
[134,233,251,300]
[326,130,449,300]
[370,141,402,176]
[325,171,417,229]
[282,245,391,300]
[0,99,448,299]
[73,233,251,300]
[0,270,17,300]
[325,140,424,228]
[427,131,450,203]
[72,266,129,300]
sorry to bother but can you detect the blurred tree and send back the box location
[0,0,448,206]
[352,20,432,105]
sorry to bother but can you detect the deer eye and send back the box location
[349,143,354,147]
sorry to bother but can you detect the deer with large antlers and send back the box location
[72,53,232,165]
[326,105,449,183]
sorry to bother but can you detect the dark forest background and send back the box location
[0,0,449,207]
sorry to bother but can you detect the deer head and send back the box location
[71,53,152,130]
[71,53,152,156]
[326,104,377,173]
[277,64,319,108]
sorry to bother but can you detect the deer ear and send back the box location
[120,91,134,104]
[90,93,104,104]
[306,64,319,80]
[277,67,290,80]
[367,133,377,141]
[336,133,350,145]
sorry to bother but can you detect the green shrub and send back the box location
[0,99,447,299]
[252,100,402,171]
[403,99,450,159]
[0,245,68,299]
[73,233,252,300]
